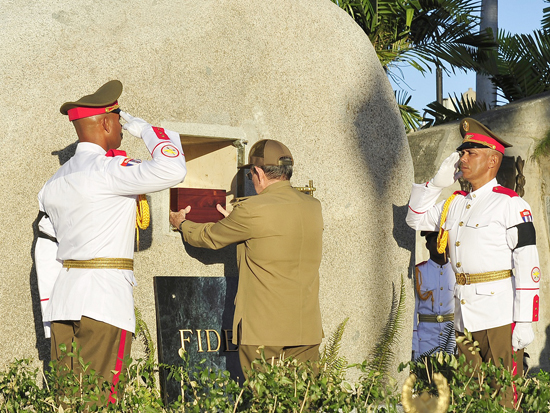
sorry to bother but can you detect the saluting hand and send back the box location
[429,152,463,189]
[120,111,151,138]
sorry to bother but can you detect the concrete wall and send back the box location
[0,0,415,380]
[407,92,550,370]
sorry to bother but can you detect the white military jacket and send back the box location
[36,125,186,337]
[413,259,455,355]
[406,178,540,333]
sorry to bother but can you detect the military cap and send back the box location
[240,139,294,169]
[60,80,123,121]
[456,117,512,154]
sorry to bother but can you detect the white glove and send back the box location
[512,322,534,351]
[428,152,463,189]
[120,111,151,138]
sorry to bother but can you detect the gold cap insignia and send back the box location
[462,120,469,131]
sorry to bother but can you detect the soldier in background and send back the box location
[412,231,455,359]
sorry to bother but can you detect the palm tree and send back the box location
[332,0,495,131]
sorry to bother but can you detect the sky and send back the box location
[388,0,547,115]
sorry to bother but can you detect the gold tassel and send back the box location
[135,194,150,251]
[436,194,458,259]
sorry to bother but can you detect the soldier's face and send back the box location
[459,148,490,182]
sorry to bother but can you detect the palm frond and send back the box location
[395,90,423,132]
[423,93,488,127]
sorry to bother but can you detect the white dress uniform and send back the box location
[35,125,186,337]
[413,259,455,355]
[406,178,540,333]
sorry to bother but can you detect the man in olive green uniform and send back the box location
[169,139,324,376]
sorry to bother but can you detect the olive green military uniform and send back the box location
[180,180,324,373]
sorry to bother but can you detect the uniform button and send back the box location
[456,241,460,246]
[466,204,471,209]
[491,291,494,295]
[440,287,444,290]
[457,262,461,268]
[440,302,443,306]
[476,224,479,227]
[419,338,422,341]
[461,299,466,305]
[440,271,443,275]
[459,221,464,226]
[440,332,443,336]
[472,194,476,198]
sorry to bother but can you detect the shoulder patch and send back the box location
[493,186,518,197]
[415,260,428,268]
[105,149,127,157]
[453,190,468,196]
[120,158,142,167]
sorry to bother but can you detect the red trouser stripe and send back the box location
[108,330,127,404]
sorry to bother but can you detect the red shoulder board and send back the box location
[493,186,518,197]
[453,190,468,196]
[152,126,170,140]
[415,260,428,268]
[105,149,127,157]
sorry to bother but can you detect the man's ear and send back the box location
[255,166,267,182]
[101,114,112,134]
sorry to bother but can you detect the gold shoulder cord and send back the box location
[136,194,150,251]
[415,267,434,303]
[436,193,458,257]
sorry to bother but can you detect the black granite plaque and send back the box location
[154,276,241,405]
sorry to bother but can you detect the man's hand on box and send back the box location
[169,206,191,230]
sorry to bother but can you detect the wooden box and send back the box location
[170,188,226,223]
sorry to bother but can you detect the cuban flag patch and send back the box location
[520,209,533,222]
[121,158,142,167]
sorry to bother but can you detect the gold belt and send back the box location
[455,270,511,285]
[63,258,134,271]
[418,313,454,323]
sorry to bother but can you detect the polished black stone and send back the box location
[154,276,241,405]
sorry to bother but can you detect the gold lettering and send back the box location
[196,329,204,352]
[205,329,221,352]
[223,329,239,352]
[179,329,193,353]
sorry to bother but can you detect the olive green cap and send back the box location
[60,80,123,119]
[240,139,294,169]
[457,117,512,154]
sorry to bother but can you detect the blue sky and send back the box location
[388,0,547,114]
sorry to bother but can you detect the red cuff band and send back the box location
[67,102,120,121]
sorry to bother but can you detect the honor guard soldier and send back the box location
[412,231,455,359]
[35,80,187,404]
[406,118,540,408]
[169,139,324,378]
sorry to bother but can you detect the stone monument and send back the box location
[0,0,414,383]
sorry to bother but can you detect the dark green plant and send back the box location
[422,92,490,126]
[320,317,348,378]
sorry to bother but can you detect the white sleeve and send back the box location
[406,183,444,231]
[505,197,541,322]
[35,210,62,338]
[104,126,187,195]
